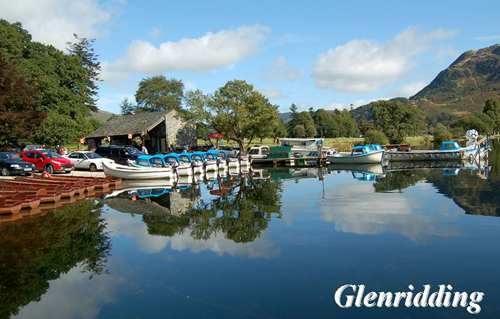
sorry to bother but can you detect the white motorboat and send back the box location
[103,162,175,180]
[327,146,384,164]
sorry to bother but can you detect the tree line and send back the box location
[0,19,102,148]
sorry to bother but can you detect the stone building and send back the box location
[86,110,195,153]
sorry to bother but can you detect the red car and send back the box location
[22,150,74,174]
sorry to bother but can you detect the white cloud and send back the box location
[325,98,384,110]
[265,56,305,82]
[312,26,457,92]
[101,24,270,82]
[476,35,500,41]
[0,0,114,50]
[256,87,288,99]
[392,81,428,98]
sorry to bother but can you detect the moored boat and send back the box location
[327,146,385,164]
[103,162,175,180]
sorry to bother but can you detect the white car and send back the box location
[66,151,115,172]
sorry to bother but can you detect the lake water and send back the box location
[2,142,500,318]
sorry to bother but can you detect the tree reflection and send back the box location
[0,200,111,318]
[142,177,283,243]
[373,170,430,193]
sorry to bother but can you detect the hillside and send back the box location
[90,110,115,123]
[351,44,500,122]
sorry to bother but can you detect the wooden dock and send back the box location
[0,175,122,226]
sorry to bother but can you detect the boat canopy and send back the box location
[367,144,383,151]
[136,155,154,167]
[351,146,371,154]
[440,142,461,151]
[161,154,181,165]
[191,152,207,162]
[178,152,193,163]
[206,150,227,159]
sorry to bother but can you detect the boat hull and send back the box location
[103,163,174,180]
[327,150,384,164]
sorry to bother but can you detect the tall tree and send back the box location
[314,109,339,137]
[371,100,426,143]
[184,80,280,154]
[119,97,135,115]
[66,34,101,111]
[135,75,184,112]
[483,98,500,133]
[0,52,45,148]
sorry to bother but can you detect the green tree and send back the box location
[119,97,135,115]
[432,124,453,147]
[371,100,426,143]
[291,111,316,137]
[483,98,500,133]
[451,113,494,135]
[292,124,306,137]
[314,109,339,137]
[184,80,280,154]
[336,109,359,137]
[358,117,375,136]
[135,75,184,112]
[66,34,101,110]
[364,129,389,145]
[0,52,45,148]
[272,118,288,143]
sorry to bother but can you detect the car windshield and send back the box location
[43,151,61,158]
[86,153,102,159]
[0,153,17,160]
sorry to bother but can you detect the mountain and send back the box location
[90,110,115,123]
[280,112,293,122]
[351,44,500,122]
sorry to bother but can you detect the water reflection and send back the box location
[0,200,111,318]
[2,150,500,318]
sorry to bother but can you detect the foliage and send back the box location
[119,97,135,115]
[358,117,375,135]
[363,129,389,145]
[0,19,100,147]
[272,118,288,142]
[0,52,45,148]
[451,113,494,135]
[314,109,339,137]
[135,75,184,112]
[184,80,280,154]
[432,124,452,146]
[374,170,429,193]
[0,200,111,318]
[292,124,306,138]
[335,109,359,137]
[66,34,101,110]
[371,100,427,143]
[483,98,500,133]
[288,110,316,137]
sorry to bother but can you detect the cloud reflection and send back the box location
[105,210,281,259]
[318,182,462,243]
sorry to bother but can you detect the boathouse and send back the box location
[86,110,195,153]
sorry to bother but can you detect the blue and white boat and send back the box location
[327,145,385,164]
[179,152,204,174]
[206,150,228,170]
[191,151,218,172]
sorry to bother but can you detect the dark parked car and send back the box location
[0,152,35,176]
[95,145,143,165]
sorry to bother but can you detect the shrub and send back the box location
[364,130,389,145]
[433,125,453,147]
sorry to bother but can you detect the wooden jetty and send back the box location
[0,175,121,225]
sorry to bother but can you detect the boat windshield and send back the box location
[192,154,203,161]
[164,157,179,165]
[179,156,191,163]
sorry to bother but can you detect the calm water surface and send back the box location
[2,142,500,318]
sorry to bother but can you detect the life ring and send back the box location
[42,171,52,178]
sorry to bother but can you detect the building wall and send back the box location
[165,111,196,147]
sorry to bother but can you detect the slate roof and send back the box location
[86,110,172,138]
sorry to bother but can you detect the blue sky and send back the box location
[1,0,499,113]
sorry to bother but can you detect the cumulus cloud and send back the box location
[391,81,428,98]
[0,0,113,50]
[264,56,305,82]
[256,87,288,99]
[101,24,270,82]
[312,26,457,92]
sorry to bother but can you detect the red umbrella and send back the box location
[207,132,224,139]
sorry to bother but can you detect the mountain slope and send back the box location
[410,43,500,115]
